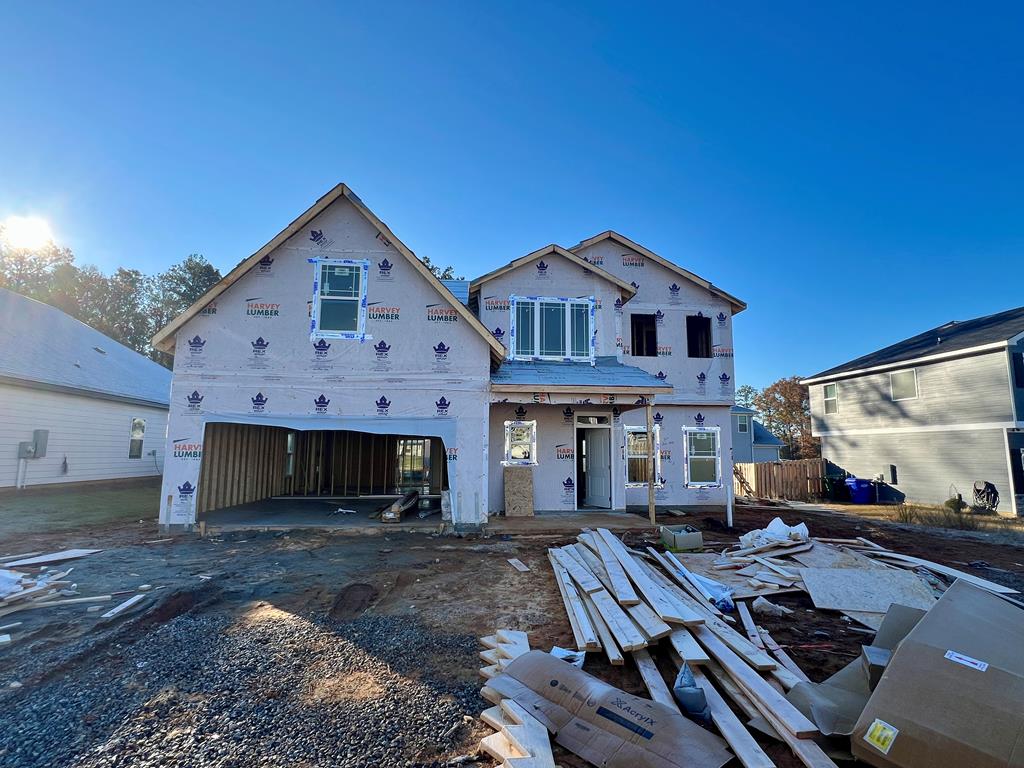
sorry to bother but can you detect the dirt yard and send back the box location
[1,494,1022,767]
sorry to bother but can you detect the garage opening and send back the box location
[196,423,449,522]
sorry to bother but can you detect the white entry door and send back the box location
[584,428,612,508]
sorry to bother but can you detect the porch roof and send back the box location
[491,356,673,395]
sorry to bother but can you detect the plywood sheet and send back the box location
[799,567,936,613]
[504,465,534,517]
[791,544,886,570]
[674,553,803,600]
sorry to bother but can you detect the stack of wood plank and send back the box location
[476,629,556,767]
[548,528,837,768]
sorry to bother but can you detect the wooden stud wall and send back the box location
[197,423,289,515]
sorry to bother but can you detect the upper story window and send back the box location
[823,383,839,414]
[736,414,750,433]
[310,258,369,340]
[630,314,657,357]
[890,369,918,401]
[510,295,593,361]
[1013,352,1024,388]
[503,420,537,465]
[686,314,712,358]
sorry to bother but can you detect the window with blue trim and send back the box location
[310,258,369,339]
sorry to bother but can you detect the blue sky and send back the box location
[2,2,1022,387]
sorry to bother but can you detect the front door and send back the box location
[584,427,612,508]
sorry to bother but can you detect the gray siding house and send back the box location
[731,406,783,463]
[803,307,1024,515]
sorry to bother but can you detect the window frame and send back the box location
[889,369,918,402]
[683,426,721,488]
[508,295,595,362]
[625,425,662,488]
[629,313,658,357]
[308,257,370,341]
[503,420,538,466]
[823,383,839,414]
[128,417,146,460]
[686,314,713,359]
[736,414,750,433]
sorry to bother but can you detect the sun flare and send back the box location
[1,215,54,250]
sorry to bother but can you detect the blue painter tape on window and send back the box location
[595,706,655,740]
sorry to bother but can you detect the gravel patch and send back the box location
[0,603,482,768]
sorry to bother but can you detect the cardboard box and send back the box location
[487,650,731,768]
[785,603,926,737]
[852,580,1024,768]
[860,645,892,691]
[660,525,703,551]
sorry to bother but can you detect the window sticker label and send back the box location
[944,650,988,672]
[863,719,899,755]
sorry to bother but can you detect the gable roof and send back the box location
[569,231,746,315]
[470,244,638,300]
[151,184,506,362]
[0,288,171,407]
[803,305,1024,384]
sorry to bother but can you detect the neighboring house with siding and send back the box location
[151,185,745,530]
[803,306,1024,515]
[731,406,784,463]
[0,288,170,489]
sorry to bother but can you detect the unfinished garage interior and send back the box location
[195,422,450,526]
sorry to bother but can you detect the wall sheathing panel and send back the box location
[160,196,491,527]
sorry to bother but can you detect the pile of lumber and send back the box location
[548,528,835,768]
[476,630,555,767]
[0,548,154,641]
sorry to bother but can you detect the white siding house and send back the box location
[0,288,171,489]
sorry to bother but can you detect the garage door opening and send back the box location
[196,423,449,525]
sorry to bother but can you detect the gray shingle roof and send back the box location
[807,304,1024,381]
[492,356,673,390]
[0,288,171,406]
[441,279,470,305]
[752,420,784,446]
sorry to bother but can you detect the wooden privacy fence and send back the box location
[733,458,826,501]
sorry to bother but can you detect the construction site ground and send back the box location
[2,490,1023,767]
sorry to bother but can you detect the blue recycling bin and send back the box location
[845,477,873,504]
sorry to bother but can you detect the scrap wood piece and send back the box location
[479,730,526,764]
[648,547,713,605]
[487,699,556,768]
[4,549,101,568]
[798,567,936,613]
[547,552,600,651]
[595,529,700,625]
[700,658,770,730]
[692,624,818,739]
[0,594,111,619]
[549,547,603,594]
[736,602,765,650]
[0,552,42,564]
[507,558,530,573]
[594,534,640,605]
[757,628,809,683]
[627,553,706,626]
[578,590,624,665]
[841,610,884,630]
[100,594,146,619]
[691,666,776,768]
[631,648,679,711]
[866,551,1019,594]
[751,556,798,580]
[668,628,710,665]
[726,539,811,559]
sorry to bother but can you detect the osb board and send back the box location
[798,567,936,613]
[843,610,885,630]
[673,553,803,600]
[791,544,886,571]
[504,466,534,517]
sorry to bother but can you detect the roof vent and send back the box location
[93,346,106,354]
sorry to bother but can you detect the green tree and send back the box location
[147,254,222,366]
[753,376,820,459]
[735,384,759,411]
[0,224,74,299]
[421,254,463,280]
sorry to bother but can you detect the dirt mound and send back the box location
[305,670,385,703]
[329,582,378,620]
